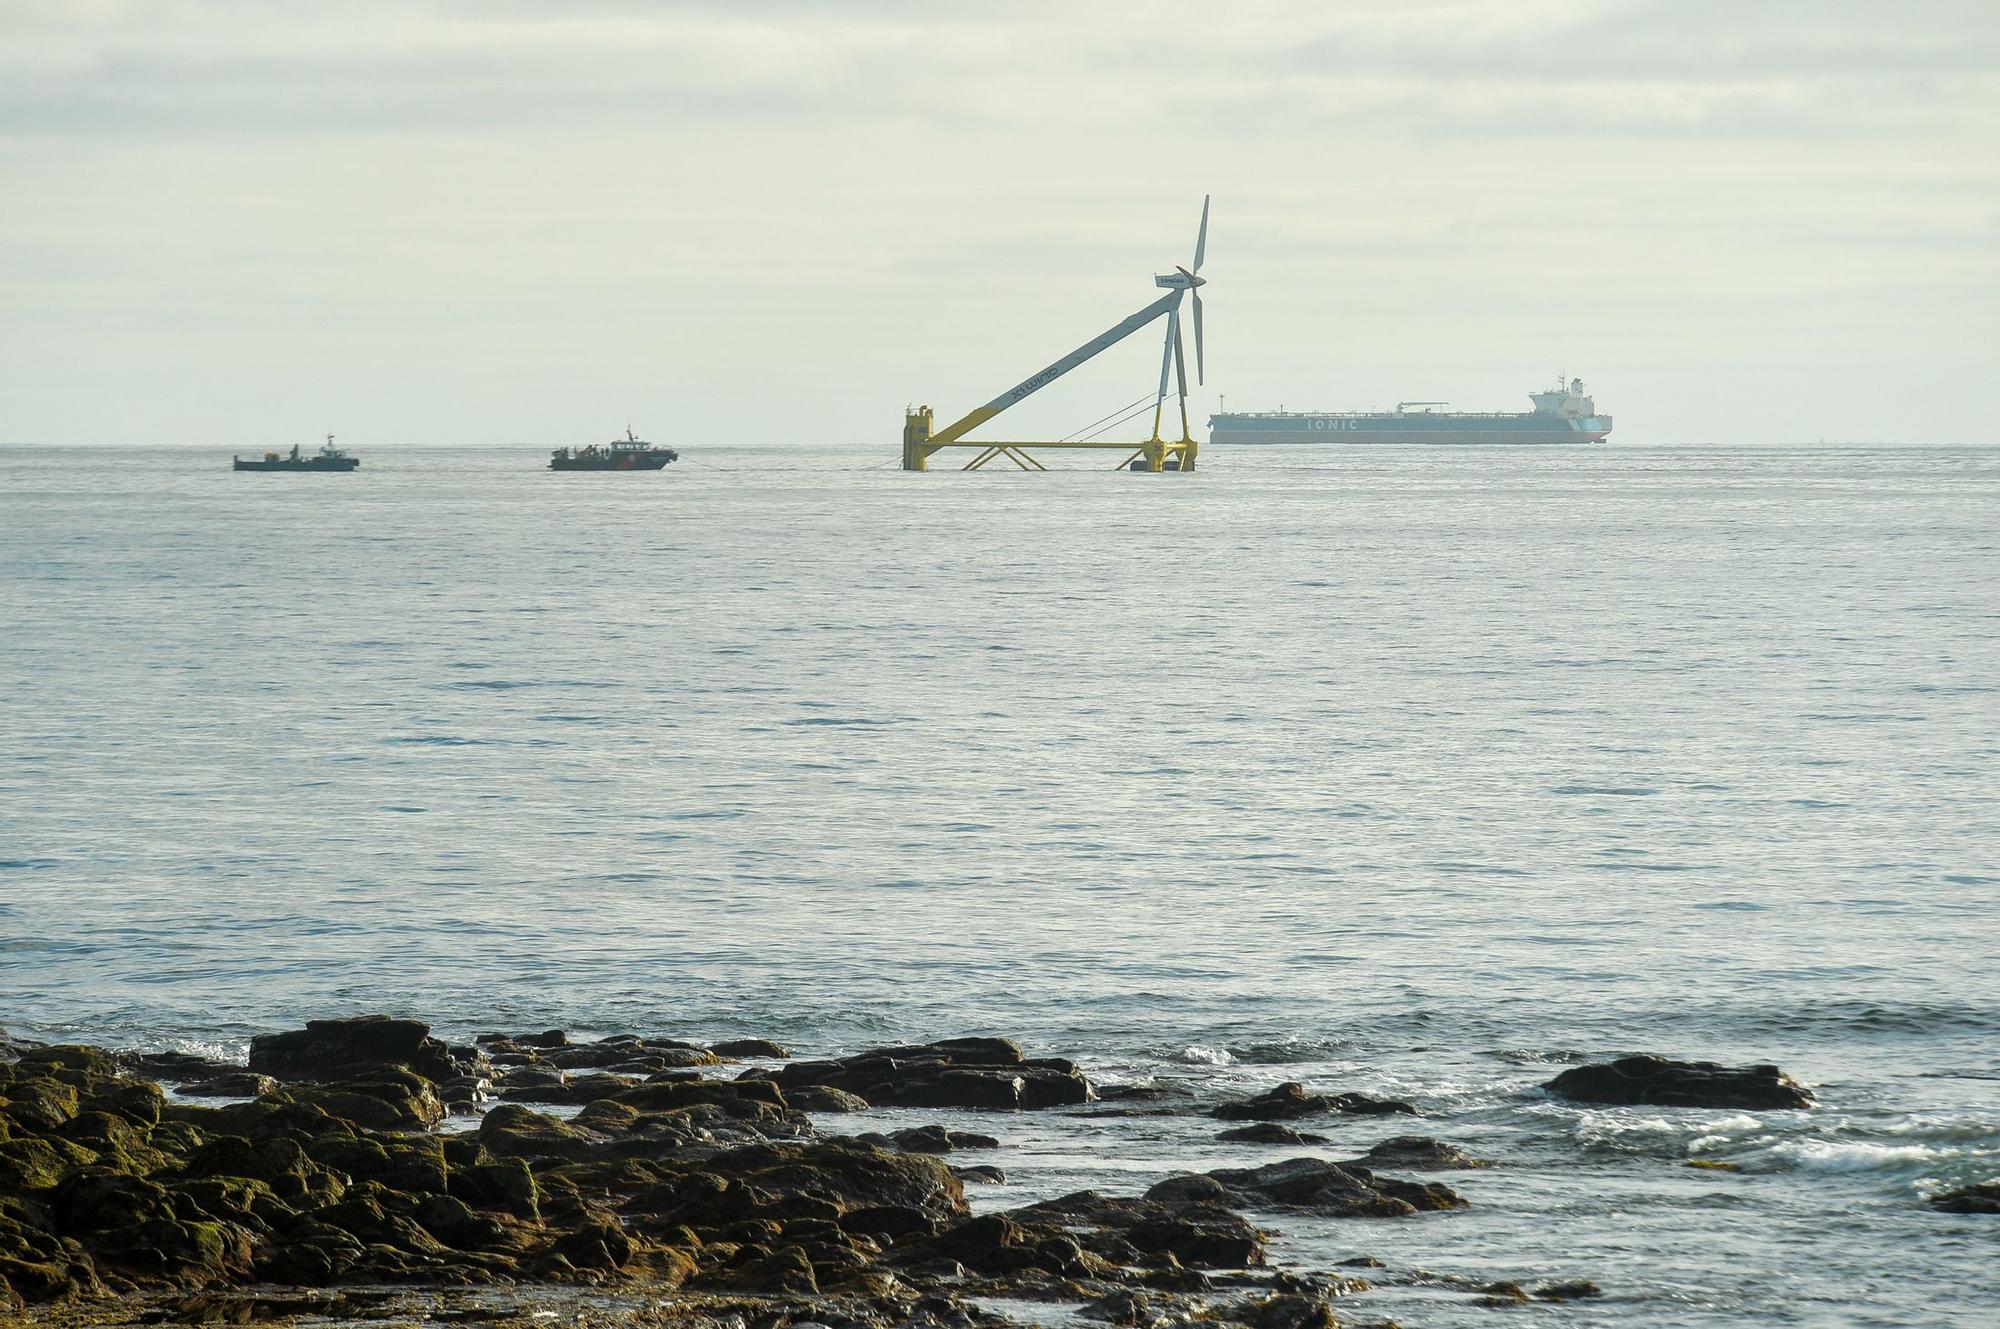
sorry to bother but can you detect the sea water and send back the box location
[1,442,1995,1325]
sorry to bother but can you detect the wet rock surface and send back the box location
[1146,1157,1467,1218]
[1212,1083,1417,1121]
[1345,1136,1494,1171]
[1,1018,1589,1327]
[856,1125,1001,1155]
[248,1015,487,1086]
[1543,1055,1815,1110]
[1928,1180,2000,1214]
[776,1038,1097,1110]
[1217,1123,1331,1146]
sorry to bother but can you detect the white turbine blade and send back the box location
[1191,288,1205,385]
[1192,194,1209,273]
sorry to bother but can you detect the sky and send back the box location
[1,0,1996,447]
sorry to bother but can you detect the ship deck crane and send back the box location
[903,197,1210,473]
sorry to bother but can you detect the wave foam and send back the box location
[1157,1044,1235,1066]
[1768,1140,1950,1173]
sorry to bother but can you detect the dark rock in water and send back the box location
[610,1075,787,1114]
[1536,1279,1605,1300]
[1213,1083,1319,1121]
[711,1038,790,1059]
[1110,1209,1263,1269]
[248,1016,484,1087]
[567,1074,643,1105]
[1928,1180,2000,1214]
[953,1164,1006,1185]
[1543,1056,1815,1110]
[1004,1189,1268,1271]
[1095,1082,1199,1104]
[2,1021,1521,1321]
[435,1074,492,1111]
[492,1064,641,1107]
[777,1038,1095,1111]
[493,1064,568,1098]
[177,1072,279,1099]
[1218,1123,1330,1146]
[543,1039,719,1073]
[1329,1091,1419,1116]
[905,1070,1028,1110]
[120,1051,240,1083]
[858,1125,1002,1155]
[1146,1157,1466,1218]
[1348,1136,1494,1170]
[478,1029,570,1049]
[788,1084,872,1112]
[1212,1082,1417,1121]
[3,1033,1004,1311]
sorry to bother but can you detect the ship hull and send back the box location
[1209,414,1610,446]
[232,458,360,471]
[548,453,675,471]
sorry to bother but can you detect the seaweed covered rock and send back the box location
[248,1016,485,1087]
[1,1020,1509,1323]
[275,1070,448,1131]
[0,1032,785,1308]
[1002,1190,1269,1271]
[478,1031,722,1075]
[479,1104,613,1163]
[1146,1157,1465,1218]
[178,1072,280,1099]
[1544,1056,1815,1110]
[674,1139,968,1223]
[778,1038,1095,1110]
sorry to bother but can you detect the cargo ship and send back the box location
[549,429,678,471]
[1208,377,1611,445]
[233,436,359,471]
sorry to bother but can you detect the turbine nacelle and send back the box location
[1154,268,1206,290]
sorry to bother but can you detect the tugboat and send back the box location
[233,435,360,472]
[549,429,678,471]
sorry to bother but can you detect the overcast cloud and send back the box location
[2,0,1995,446]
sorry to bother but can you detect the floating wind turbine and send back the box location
[1148,194,1210,443]
[902,196,1212,472]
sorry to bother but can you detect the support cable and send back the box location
[1075,398,1165,443]
[1058,393,1157,443]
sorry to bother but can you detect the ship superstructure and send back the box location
[549,429,678,471]
[1209,377,1612,445]
[233,435,360,471]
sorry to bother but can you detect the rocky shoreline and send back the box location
[0,1015,1929,1328]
